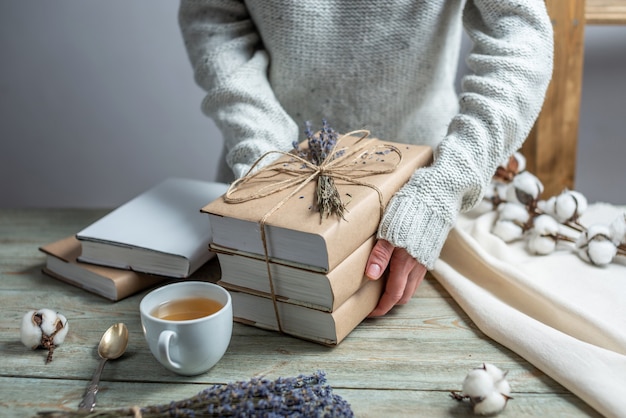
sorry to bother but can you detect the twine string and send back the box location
[223,130,403,333]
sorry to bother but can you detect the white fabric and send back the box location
[432,203,626,418]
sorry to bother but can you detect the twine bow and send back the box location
[224,130,402,334]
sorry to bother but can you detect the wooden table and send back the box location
[0,209,600,417]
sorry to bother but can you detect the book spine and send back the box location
[227,275,385,345]
[216,236,375,312]
[330,278,385,344]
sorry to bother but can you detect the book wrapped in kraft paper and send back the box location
[202,133,432,272]
[40,236,166,301]
[229,277,386,346]
[215,236,376,312]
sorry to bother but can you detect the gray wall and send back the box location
[575,25,626,204]
[1,2,624,208]
[0,1,223,208]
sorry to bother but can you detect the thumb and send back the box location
[365,239,394,280]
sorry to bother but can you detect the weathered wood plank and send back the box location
[522,0,586,197]
[2,287,557,389]
[0,268,571,396]
[586,0,626,24]
[0,377,599,417]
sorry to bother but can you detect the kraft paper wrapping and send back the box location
[203,133,432,272]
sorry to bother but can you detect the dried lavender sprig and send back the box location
[317,175,346,220]
[294,120,341,166]
[293,120,348,220]
[37,371,354,418]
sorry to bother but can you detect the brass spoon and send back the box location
[78,323,129,412]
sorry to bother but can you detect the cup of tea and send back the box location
[139,281,232,376]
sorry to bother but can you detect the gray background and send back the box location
[1,1,624,208]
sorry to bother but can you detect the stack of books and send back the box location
[39,178,229,301]
[202,136,432,345]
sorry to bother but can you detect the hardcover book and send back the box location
[215,236,375,312]
[229,277,385,346]
[40,236,166,301]
[76,178,228,278]
[202,135,432,272]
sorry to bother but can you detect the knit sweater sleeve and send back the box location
[178,0,298,178]
[378,0,554,269]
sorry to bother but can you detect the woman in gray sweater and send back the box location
[178,1,554,316]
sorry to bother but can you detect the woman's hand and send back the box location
[365,239,427,317]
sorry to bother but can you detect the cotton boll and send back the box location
[494,377,511,399]
[512,152,526,172]
[51,313,69,345]
[492,203,530,242]
[37,308,62,336]
[494,152,526,182]
[553,190,588,223]
[506,172,543,206]
[35,309,69,345]
[20,310,43,349]
[493,220,525,242]
[462,366,495,402]
[576,224,617,266]
[532,214,560,236]
[20,309,69,363]
[527,215,560,254]
[472,391,508,416]
[609,211,626,245]
[536,198,552,214]
[566,190,587,216]
[475,183,508,214]
[497,203,530,224]
[460,363,511,415]
[494,183,508,202]
[482,363,511,398]
[585,240,617,266]
[482,363,506,382]
[527,233,556,255]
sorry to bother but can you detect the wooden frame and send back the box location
[522,0,626,197]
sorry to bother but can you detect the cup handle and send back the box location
[157,330,182,370]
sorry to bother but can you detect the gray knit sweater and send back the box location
[179,0,553,269]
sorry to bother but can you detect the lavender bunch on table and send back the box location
[293,120,347,221]
[37,371,354,418]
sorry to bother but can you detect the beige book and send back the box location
[229,277,385,346]
[203,135,432,272]
[40,236,166,301]
[216,236,375,312]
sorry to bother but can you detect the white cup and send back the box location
[139,281,232,376]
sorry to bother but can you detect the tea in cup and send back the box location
[140,281,232,375]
